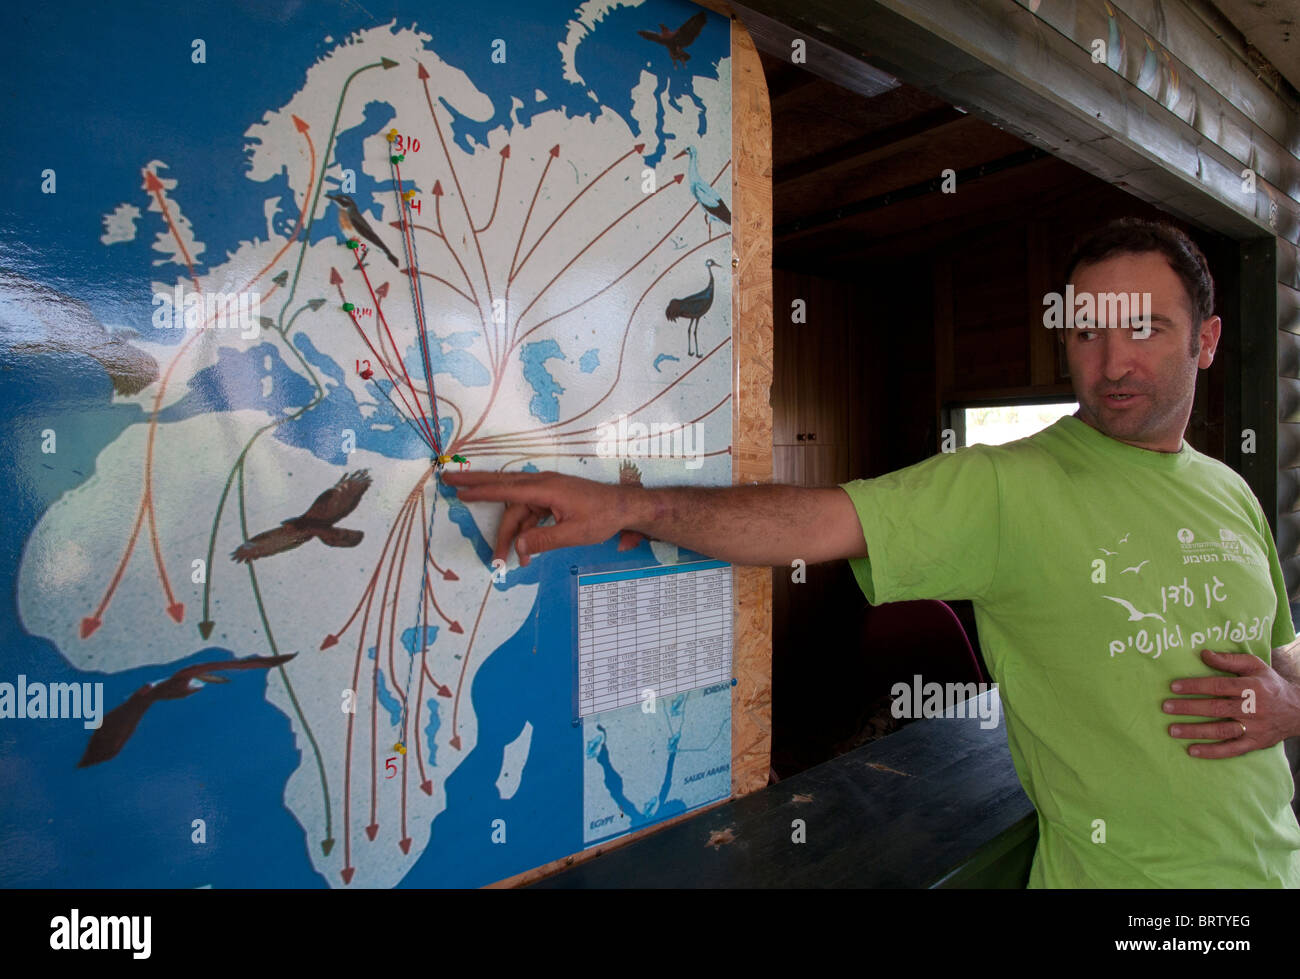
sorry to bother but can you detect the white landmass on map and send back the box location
[495,720,533,800]
[17,20,731,888]
[100,203,141,245]
[142,161,205,268]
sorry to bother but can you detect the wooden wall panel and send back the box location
[730,7,776,799]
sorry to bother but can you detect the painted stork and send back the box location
[673,145,731,239]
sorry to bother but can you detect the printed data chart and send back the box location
[576,560,734,717]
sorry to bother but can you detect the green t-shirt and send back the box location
[839,415,1300,888]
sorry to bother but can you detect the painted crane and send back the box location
[673,145,731,239]
[665,258,720,358]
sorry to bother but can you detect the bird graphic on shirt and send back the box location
[326,193,400,267]
[1118,533,1130,544]
[232,470,372,562]
[638,11,707,69]
[1102,595,1165,622]
[1120,560,1150,575]
[1099,547,1117,556]
[78,654,296,767]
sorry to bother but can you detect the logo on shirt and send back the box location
[1177,527,1256,565]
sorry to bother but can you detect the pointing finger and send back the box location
[447,479,559,507]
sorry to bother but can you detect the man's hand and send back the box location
[444,468,867,567]
[1163,648,1300,758]
[442,469,641,566]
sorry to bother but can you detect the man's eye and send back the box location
[1077,329,1097,341]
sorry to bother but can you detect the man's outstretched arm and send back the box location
[441,469,868,568]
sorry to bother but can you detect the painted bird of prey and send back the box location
[665,258,720,358]
[232,470,373,563]
[638,11,707,69]
[673,145,731,238]
[78,654,296,767]
[326,192,400,267]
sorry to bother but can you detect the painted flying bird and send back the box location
[326,193,400,267]
[665,259,719,358]
[638,11,707,69]
[232,470,373,562]
[78,654,296,767]
[673,145,731,238]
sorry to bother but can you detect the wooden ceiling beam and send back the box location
[774,106,967,184]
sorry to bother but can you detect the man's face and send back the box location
[1064,251,1221,453]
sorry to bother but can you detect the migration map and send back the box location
[1,0,734,887]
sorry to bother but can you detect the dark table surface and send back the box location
[531,689,1037,887]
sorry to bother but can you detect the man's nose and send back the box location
[1098,331,1138,380]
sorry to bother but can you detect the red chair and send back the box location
[819,599,987,761]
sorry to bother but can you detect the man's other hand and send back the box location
[1163,649,1300,758]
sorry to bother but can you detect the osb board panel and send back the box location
[494,10,773,887]
[730,11,775,800]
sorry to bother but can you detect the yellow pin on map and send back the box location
[393,741,406,754]
[403,189,416,201]
[386,128,399,143]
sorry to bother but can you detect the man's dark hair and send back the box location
[1064,218,1216,329]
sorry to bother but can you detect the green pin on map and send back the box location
[346,238,359,250]
[390,154,405,163]
[341,302,355,312]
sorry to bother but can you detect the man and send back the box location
[444,218,1300,887]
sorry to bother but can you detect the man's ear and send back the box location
[1196,315,1221,368]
